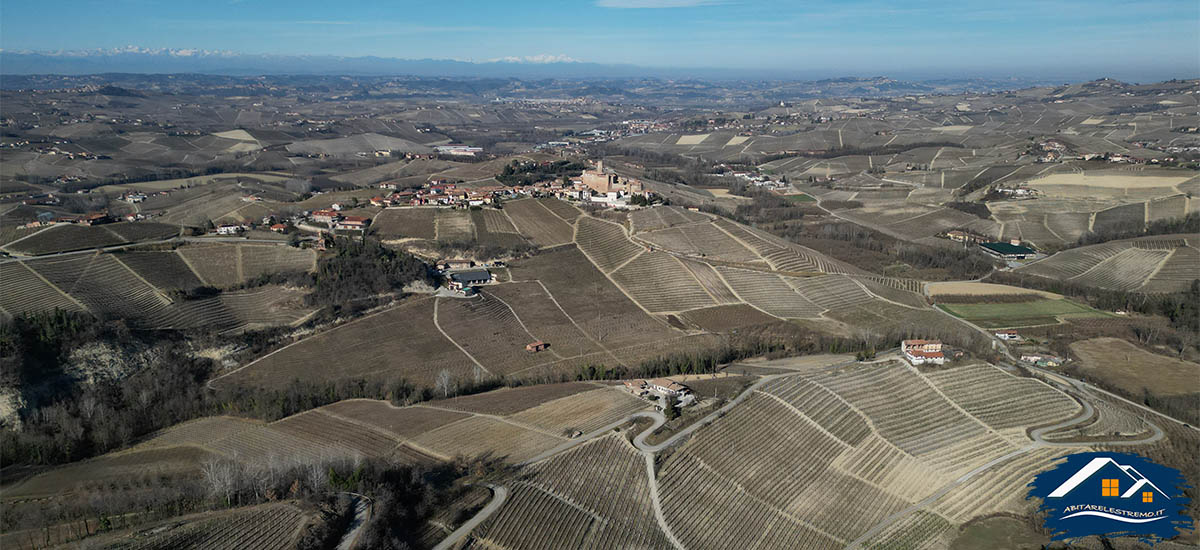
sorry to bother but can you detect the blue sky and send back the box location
[2,0,1197,79]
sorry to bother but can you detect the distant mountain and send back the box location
[0,48,664,79]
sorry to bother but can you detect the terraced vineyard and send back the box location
[215,297,477,390]
[3,223,125,255]
[508,387,649,435]
[926,364,1081,432]
[508,246,678,348]
[470,435,671,549]
[177,243,243,287]
[610,252,716,313]
[628,205,709,232]
[240,243,316,280]
[714,266,823,318]
[679,303,780,331]
[1016,234,1197,292]
[113,250,205,290]
[537,197,582,221]
[505,198,575,246]
[0,261,84,316]
[436,294,559,375]
[678,259,740,303]
[787,274,876,310]
[576,216,644,272]
[102,502,309,550]
[412,416,564,463]
[1070,247,1170,291]
[1141,245,1199,293]
[482,282,602,358]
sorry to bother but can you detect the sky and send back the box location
[2,0,1198,80]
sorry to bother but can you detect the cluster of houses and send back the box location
[902,339,946,366]
[373,181,511,208]
[310,209,371,231]
[623,377,694,406]
[368,161,652,211]
[20,211,115,229]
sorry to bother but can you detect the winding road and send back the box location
[435,343,1172,550]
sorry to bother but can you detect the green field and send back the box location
[937,299,1109,328]
[784,193,816,203]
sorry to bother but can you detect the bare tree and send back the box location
[435,369,454,398]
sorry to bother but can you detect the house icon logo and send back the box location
[1027,452,1192,543]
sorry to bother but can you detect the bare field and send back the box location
[213,297,476,390]
[373,208,436,239]
[430,382,599,416]
[1070,337,1200,396]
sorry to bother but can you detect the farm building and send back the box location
[980,241,1036,259]
[216,224,243,235]
[1021,354,1064,367]
[623,379,650,396]
[648,378,691,397]
[312,209,341,224]
[624,378,691,397]
[440,259,475,270]
[525,340,549,352]
[995,329,1021,341]
[335,216,370,230]
[902,339,945,366]
[448,269,492,290]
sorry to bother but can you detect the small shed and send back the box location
[525,341,549,353]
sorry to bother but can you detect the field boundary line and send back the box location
[519,480,608,525]
[569,222,671,323]
[754,390,852,450]
[207,297,431,388]
[642,451,685,550]
[710,219,771,265]
[689,452,847,545]
[16,261,90,313]
[418,403,567,440]
[0,224,55,253]
[1134,247,1174,291]
[288,408,408,445]
[432,297,494,377]
[607,248,645,274]
[671,254,720,304]
[480,290,566,360]
[909,364,1019,447]
[499,207,533,247]
[110,254,172,306]
[175,248,211,286]
[799,372,917,460]
[709,265,784,321]
[846,276,926,311]
[523,279,624,366]
[235,245,245,285]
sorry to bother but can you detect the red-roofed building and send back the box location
[335,215,370,230]
[312,209,341,224]
[902,339,945,365]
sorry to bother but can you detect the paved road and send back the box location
[335,495,372,550]
[431,485,508,550]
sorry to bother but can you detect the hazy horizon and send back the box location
[2,0,1198,82]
